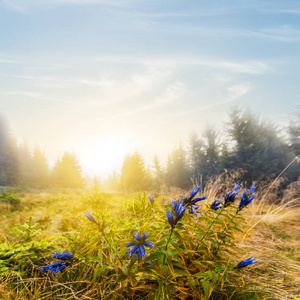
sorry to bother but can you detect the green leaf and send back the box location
[202,280,213,299]
[231,226,244,233]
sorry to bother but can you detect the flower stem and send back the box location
[163,228,174,265]
[195,210,222,252]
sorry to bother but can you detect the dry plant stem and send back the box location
[163,228,174,265]
[250,154,299,225]
[258,155,299,206]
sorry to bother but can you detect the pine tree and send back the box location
[152,154,164,186]
[201,127,220,178]
[0,116,19,185]
[18,142,33,185]
[166,142,190,189]
[31,146,49,186]
[119,152,150,191]
[227,107,289,182]
[52,152,84,188]
[288,107,300,156]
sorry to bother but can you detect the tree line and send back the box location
[106,107,300,192]
[0,116,84,188]
[1,106,299,190]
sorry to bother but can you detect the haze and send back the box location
[0,0,299,177]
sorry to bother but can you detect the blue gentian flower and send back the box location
[184,186,207,205]
[222,184,240,207]
[187,185,202,201]
[238,186,256,210]
[177,186,207,216]
[51,251,74,260]
[167,199,187,228]
[125,232,154,259]
[84,210,98,224]
[39,262,70,273]
[39,251,75,274]
[234,257,257,269]
[211,199,223,210]
[188,205,200,216]
[149,194,155,205]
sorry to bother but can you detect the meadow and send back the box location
[0,178,299,300]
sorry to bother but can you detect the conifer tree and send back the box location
[166,142,190,189]
[119,152,150,191]
[0,116,19,185]
[31,146,49,186]
[52,152,84,188]
[152,154,164,186]
[227,107,288,182]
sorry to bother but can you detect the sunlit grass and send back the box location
[0,181,299,299]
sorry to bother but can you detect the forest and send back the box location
[1,107,299,193]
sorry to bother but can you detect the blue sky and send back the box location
[0,0,299,176]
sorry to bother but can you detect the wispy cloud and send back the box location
[0,91,77,104]
[89,56,269,75]
[2,0,27,12]
[105,80,186,120]
[1,0,134,12]
[152,82,252,121]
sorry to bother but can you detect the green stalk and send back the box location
[163,228,174,265]
[195,209,222,252]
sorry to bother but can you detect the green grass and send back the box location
[0,187,299,299]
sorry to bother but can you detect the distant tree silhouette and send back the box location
[120,152,150,191]
[166,142,190,189]
[0,116,19,185]
[188,131,204,183]
[200,127,220,178]
[31,146,49,186]
[227,107,289,182]
[288,107,300,156]
[52,152,84,188]
[18,142,33,185]
[152,154,164,186]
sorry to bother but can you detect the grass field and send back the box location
[0,182,299,300]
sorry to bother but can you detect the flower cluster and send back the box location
[39,251,75,274]
[167,199,187,228]
[211,184,240,210]
[125,232,154,259]
[182,185,207,208]
[238,186,256,211]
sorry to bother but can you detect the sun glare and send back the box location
[77,132,139,177]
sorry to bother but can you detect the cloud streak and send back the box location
[0,91,78,104]
[1,0,135,12]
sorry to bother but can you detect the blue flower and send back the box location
[188,205,200,216]
[211,199,223,210]
[149,194,155,205]
[187,185,202,201]
[125,232,154,259]
[51,251,74,260]
[177,186,207,216]
[39,251,75,274]
[238,186,256,210]
[39,262,70,273]
[183,186,207,205]
[167,199,187,228]
[223,184,240,207]
[235,257,257,269]
[84,210,98,224]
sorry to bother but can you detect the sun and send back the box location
[77,132,139,177]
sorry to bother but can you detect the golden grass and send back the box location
[0,181,299,299]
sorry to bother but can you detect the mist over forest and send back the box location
[1,106,299,194]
